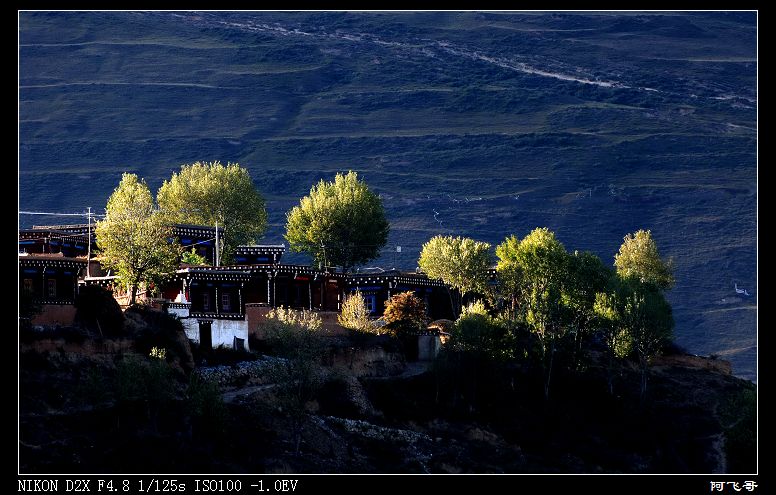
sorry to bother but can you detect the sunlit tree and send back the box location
[157,161,267,264]
[285,171,389,272]
[418,235,492,317]
[96,173,179,305]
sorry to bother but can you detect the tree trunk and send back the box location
[544,338,554,401]
[447,288,457,319]
[639,358,649,404]
[130,284,138,306]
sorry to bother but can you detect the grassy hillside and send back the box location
[19,11,756,381]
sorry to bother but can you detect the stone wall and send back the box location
[31,304,77,327]
[327,345,406,377]
[246,304,272,339]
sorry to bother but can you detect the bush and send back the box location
[115,355,177,411]
[124,306,192,372]
[338,289,375,333]
[432,301,515,413]
[266,306,322,331]
[383,291,429,338]
[187,374,228,438]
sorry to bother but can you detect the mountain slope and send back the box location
[19,11,756,380]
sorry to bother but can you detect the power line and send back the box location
[20,210,105,217]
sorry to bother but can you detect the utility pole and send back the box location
[86,206,91,277]
[215,219,220,267]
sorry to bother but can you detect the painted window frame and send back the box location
[364,294,376,314]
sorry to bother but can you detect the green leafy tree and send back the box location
[96,173,180,306]
[614,229,674,290]
[181,247,209,266]
[383,291,429,336]
[435,301,511,412]
[594,276,673,401]
[450,301,510,358]
[338,289,374,333]
[562,250,612,369]
[494,234,522,317]
[157,161,268,264]
[593,287,634,395]
[613,229,675,400]
[496,227,569,400]
[621,282,674,401]
[285,171,389,272]
[418,235,492,317]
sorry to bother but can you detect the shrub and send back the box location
[124,306,192,372]
[383,291,429,337]
[338,289,374,333]
[187,374,228,438]
[115,355,177,411]
[266,306,322,331]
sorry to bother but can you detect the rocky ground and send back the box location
[19,321,755,473]
[20,340,753,473]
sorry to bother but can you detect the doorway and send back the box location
[198,320,212,349]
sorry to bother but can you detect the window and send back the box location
[364,295,376,314]
[47,279,56,298]
[202,292,211,311]
[23,279,33,295]
[222,293,231,312]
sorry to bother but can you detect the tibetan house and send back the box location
[19,226,90,325]
[20,222,464,354]
[344,269,455,321]
[163,245,343,350]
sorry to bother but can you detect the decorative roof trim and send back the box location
[235,244,285,254]
[18,257,87,269]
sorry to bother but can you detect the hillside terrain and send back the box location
[19,314,756,474]
[19,11,756,380]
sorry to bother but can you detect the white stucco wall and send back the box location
[418,334,442,361]
[179,318,249,351]
[181,318,199,342]
[166,303,249,351]
[168,305,190,319]
[211,319,250,351]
